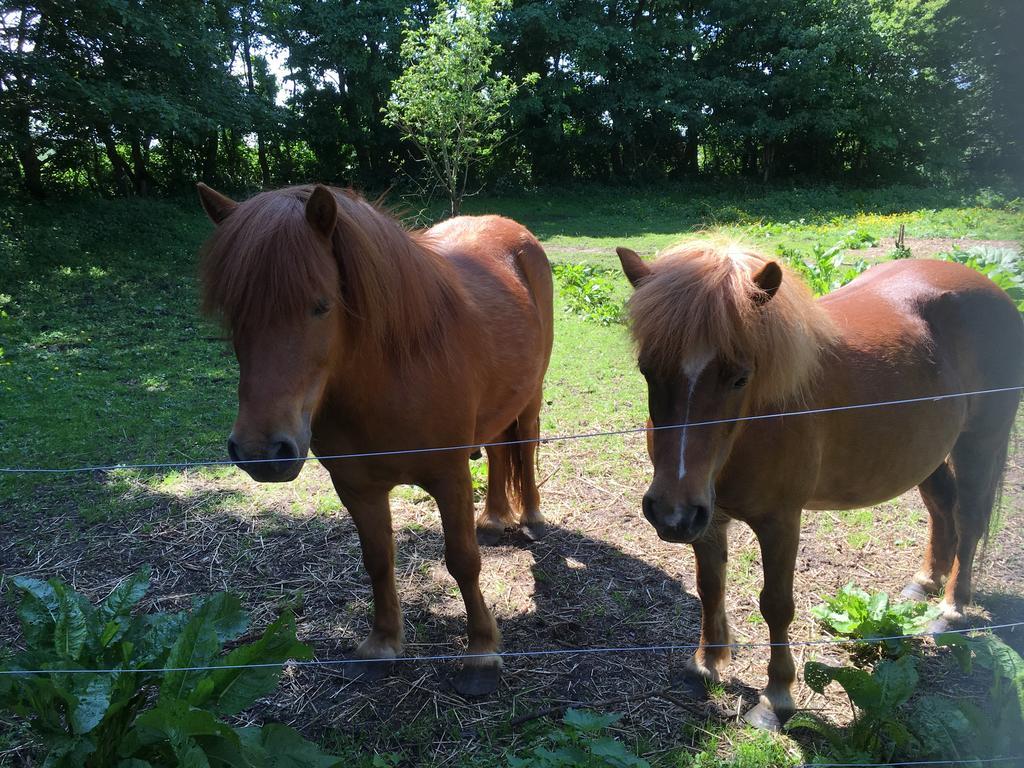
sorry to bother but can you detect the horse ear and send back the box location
[197,183,237,224]
[616,247,651,288]
[751,260,783,305]
[306,184,338,238]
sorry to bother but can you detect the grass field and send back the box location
[1,184,1022,766]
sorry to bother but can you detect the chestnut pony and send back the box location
[197,183,553,696]
[616,240,1022,729]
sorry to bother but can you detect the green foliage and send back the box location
[6,0,1024,197]
[919,633,1024,760]
[0,567,340,767]
[810,583,940,660]
[507,709,649,768]
[551,264,625,326]
[776,242,869,296]
[794,584,1024,766]
[791,655,919,764]
[939,245,1024,311]
[384,0,536,215]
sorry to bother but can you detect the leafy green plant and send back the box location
[810,583,940,660]
[836,229,878,250]
[0,567,340,767]
[552,263,625,326]
[940,245,1024,311]
[789,655,919,765]
[910,632,1024,761]
[793,634,1024,766]
[508,709,649,768]
[776,242,868,296]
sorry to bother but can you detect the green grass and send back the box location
[2,184,1020,497]
[0,183,1020,766]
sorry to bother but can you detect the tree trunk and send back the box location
[242,28,270,187]
[130,135,151,195]
[98,126,135,196]
[761,140,775,183]
[202,132,218,183]
[13,112,45,198]
[6,7,45,197]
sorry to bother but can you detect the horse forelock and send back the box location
[200,185,468,368]
[200,187,338,332]
[627,239,837,406]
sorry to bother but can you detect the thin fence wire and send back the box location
[804,761,1021,768]
[1,385,1022,475]
[1,620,1020,677]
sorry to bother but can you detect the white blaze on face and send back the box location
[678,351,713,480]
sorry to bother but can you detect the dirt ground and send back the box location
[1,425,1022,765]
[852,236,1020,261]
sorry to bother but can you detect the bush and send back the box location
[791,583,1024,766]
[552,263,626,326]
[809,583,940,660]
[940,245,1024,311]
[775,242,868,296]
[0,566,340,767]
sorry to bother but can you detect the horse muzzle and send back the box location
[228,434,306,482]
[642,494,711,543]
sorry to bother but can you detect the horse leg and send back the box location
[476,444,517,545]
[429,467,503,697]
[902,461,958,602]
[935,427,1010,629]
[334,484,403,680]
[678,513,732,697]
[744,511,801,731]
[515,393,545,540]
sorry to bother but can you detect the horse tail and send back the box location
[501,417,534,514]
[985,418,1017,547]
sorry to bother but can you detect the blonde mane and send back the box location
[200,186,470,367]
[626,239,838,406]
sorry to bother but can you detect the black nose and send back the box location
[228,436,302,482]
[269,438,299,463]
[641,495,711,543]
[642,494,657,526]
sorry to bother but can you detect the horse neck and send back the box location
[330,203,471,386]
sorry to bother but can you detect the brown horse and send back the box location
[616,240,1022,729]
[197,183,553,696]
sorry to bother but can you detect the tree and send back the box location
[384,0,534,217]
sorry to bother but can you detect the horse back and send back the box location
[426,215,554,342]
[823,258,1024,393]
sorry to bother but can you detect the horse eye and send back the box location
[312,300,330,317]
[733,375,749,389]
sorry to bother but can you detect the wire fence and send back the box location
[1,385,1022,475]
[1,621,1021,677]
[3,382,1024,766]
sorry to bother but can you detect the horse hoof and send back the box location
[476,526,504,546]
[926,616,951,636]
[520,521,546,542]
[743,702,786,732]
[339,658,394,683]
[900,582,929,602]
[671,669,711,701]
[450,663,501,698]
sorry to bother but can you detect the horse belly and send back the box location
[805,399,966,511]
